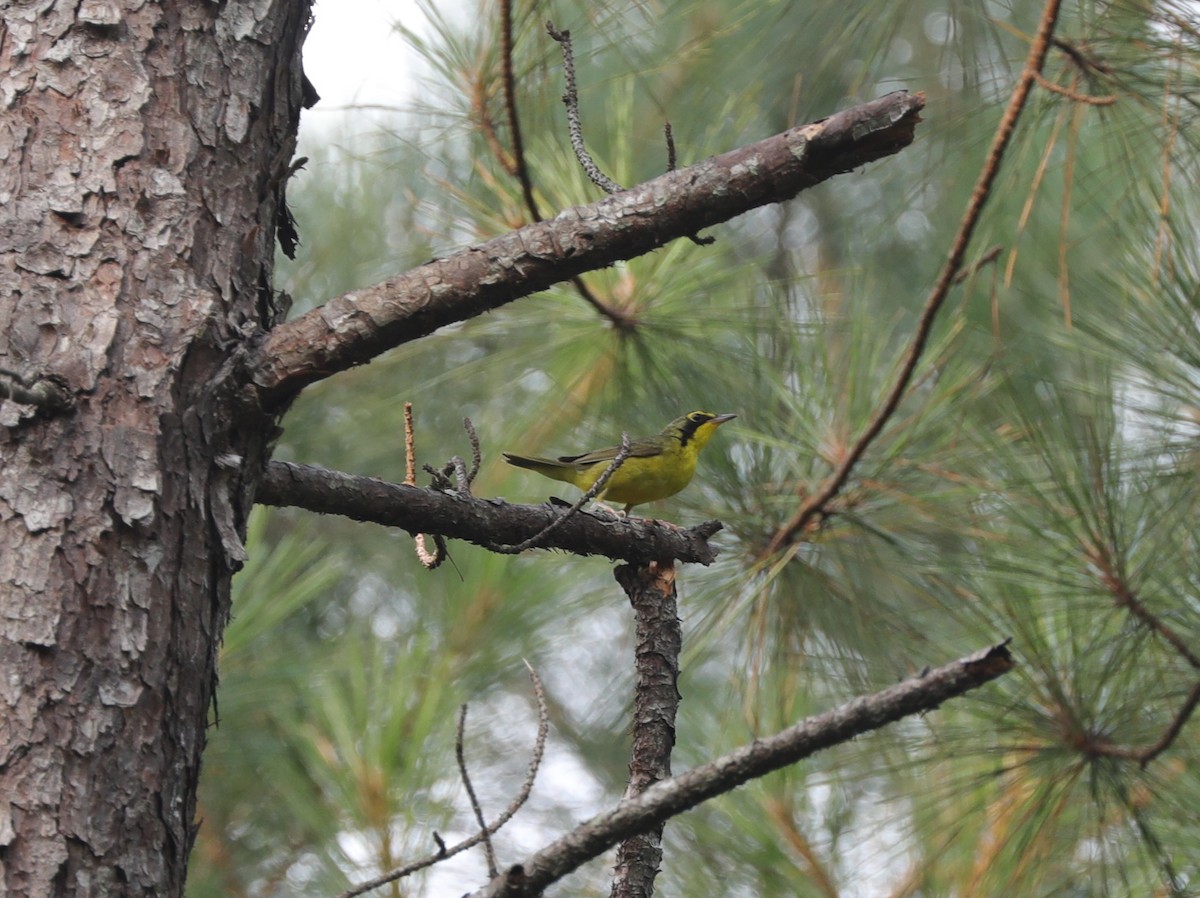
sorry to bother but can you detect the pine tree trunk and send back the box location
[0,3,309,894]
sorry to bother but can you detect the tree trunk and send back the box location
[0,2,309,895]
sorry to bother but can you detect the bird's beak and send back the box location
[712,413,737,425]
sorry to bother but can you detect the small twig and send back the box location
[1133,679,1200,766]
[404,403,446,570]
[452,455,472,492]
[1034,71,1117,105]
[457,705,499,878]
[336,664,549,898]
[1079,543,1200,765]
[546,21,624,194]
[472,78,518,175]
[464,417,482,484]
[1086,544,1200,671]
[952,244,1004,284]
[763,0,1065,556]
[1082,678,1200,768]
[489,7,628,327]
[662,121,716,246]
[403,403,418,486]
[490,433,632,554]
[1052,36,1113,75]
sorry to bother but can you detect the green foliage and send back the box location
[192,0,1200,895]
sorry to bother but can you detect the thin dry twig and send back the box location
[473,77,518,176]
[458,705,499,878]
[489,433,632,554]
[952,245,1004,284]
[763,0,1065,556]
[1052,36,1113,75]
[501,0,540,219]
[336,664,550,898]
[1081,543,1200,765]
[1034,71,1117,105]
[404,402,446,569]
[546,21,624,194]
[423,418,483,494]
[1095,680,1200,768]
[487,6,628,326]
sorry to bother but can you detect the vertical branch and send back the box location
[500,0,540,221]
[611,561,682,898]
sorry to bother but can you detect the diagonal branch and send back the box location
[468,642,1015,898]
[763,0,1063,555]
[337,664,550,898]
[256,460,723,565]
[251,91,925,408]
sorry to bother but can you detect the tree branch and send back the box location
[611,562,682,898]
[763,0,1062,555]
[251,91,925,408]
[468,641,1015,898]
[336,664,550,898]
[256,460,723,565]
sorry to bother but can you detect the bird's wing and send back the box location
[560,438,663,465]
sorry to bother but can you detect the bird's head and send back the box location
[666,410,737,449]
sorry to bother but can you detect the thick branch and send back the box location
[252,91,924,407]
[256,460,722,565]
[469,642,1015,898]
[611,562,682,898]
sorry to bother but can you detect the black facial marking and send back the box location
[679,412,714,447]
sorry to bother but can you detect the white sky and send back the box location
[301,0,424,141]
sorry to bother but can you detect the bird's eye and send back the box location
[689,412,712,423]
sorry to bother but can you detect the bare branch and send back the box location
[1077,543,1200,766]
[337,665,550,898]
[500,0,539,219]
[1092,679,1200,768]
[257,460,723,565]
[403,402,446,569]
[546,21,624,194]
[1035,71,1117,105]
[764,0,1063,555]
[457,705,499,878]
[952,244,1004,284]
[611,561,682,898]
[1086,544,1200,671]
[469,642,1016,898]
[252,91,925,407]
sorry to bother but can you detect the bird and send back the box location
[503,410,736,515]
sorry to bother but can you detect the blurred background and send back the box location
[190,1,1200,895]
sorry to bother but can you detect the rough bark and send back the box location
[611,562,682,898]
[257,460,723,565]
[0,2,309,895]
[251,90,925,408]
